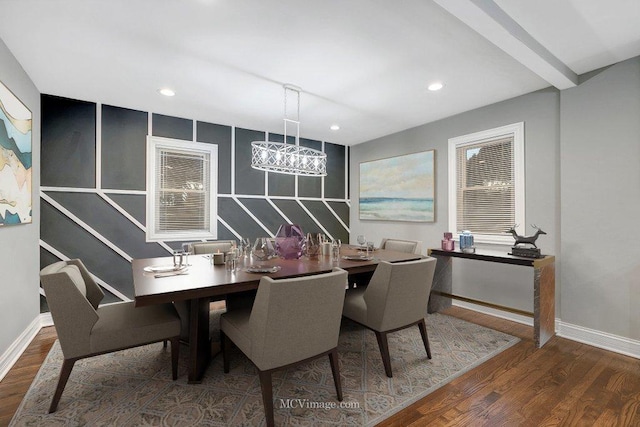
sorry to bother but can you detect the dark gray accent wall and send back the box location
[301,200,349,242]
[237,198,286,235]
[41,200,133,301]
[108,193,146,225]
[46,192,167,259]
[298,138,322,198]
[197,121,232,194]
[325,142,346,199]
[40,95,349,308]
[102,105,147,190]
[272,199,321,235]
[41,95,96,188]
[218,197,268,239]
[152,113,193,140]
[328,201,349,225]
[235,128,265,195]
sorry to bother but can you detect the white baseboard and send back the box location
[0,313,55,381]
[0,315,43,381]
[557,320,640,359]
[453,301,640,359]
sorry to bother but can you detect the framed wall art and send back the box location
[359,150,435,222]
[0,80,32,226]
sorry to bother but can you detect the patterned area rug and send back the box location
[11,313,518,426]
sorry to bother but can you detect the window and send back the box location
[146,136,218,242]
[448,122,524,244]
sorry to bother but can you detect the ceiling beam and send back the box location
[434,0,578,90]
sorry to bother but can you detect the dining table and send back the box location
[132,245,423,383]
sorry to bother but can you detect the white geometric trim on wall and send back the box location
[39,240,132,302]
[40,191,134,262]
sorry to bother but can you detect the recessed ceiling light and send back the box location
[428,82,444,91]
[158,88,175,97]
[330,124,340,131]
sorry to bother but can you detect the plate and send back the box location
[342,255,373,261]
[245,265,281,273]
[144,265,187,273]
[356,247,377,252]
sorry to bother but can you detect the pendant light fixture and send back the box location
[251,84,327,176]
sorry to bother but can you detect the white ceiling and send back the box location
[0,0,638,145]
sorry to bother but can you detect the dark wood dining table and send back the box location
[132,245,422,382]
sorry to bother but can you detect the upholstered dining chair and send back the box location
[40,259,181,413]
[379,237,423,255]
[220,268,348,427]
[190,240,236,255]
[342,257,436,377]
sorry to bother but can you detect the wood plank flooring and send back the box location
[1,307,639,426]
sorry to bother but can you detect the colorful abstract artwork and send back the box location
[0,80,32,226]
[359,150,435,222]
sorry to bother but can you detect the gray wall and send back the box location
[560,57,640,339]
[0,39,40,359]
[351,88,560,314]
[352,56,640,342]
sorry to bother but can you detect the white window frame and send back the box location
[447,122,525,245]
[146,135,218,242]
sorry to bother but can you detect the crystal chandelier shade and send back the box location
[250,84,327,176]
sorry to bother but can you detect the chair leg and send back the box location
[170,337,180,380]
[220,330,230,373]
[374,331,393,378]
[49,358,76,413]
[328,348,343,401]
[258,370,275,427]
[163,339,168,348]
[417,319,432,359]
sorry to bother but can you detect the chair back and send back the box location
[363,258,436,331]
[40,260,105,358]
[248,268,348,370]
[380,238,423,255]
[191,240,235,254]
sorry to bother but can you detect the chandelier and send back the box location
[251,84,327,176]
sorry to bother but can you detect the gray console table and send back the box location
[427,248,556,348]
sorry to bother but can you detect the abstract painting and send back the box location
[359,150,434,222]
[0,80,32,225]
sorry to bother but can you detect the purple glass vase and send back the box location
[275,224,305,259]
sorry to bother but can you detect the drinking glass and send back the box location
[241,237,251,257]
[357,234,366,247]
[181,242,193,266]
[252,237,275,261]
[304,233,320,259]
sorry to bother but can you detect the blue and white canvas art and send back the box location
[0,80,32,226]
[359,150,434,222]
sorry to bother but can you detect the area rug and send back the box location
[10,313,518,426]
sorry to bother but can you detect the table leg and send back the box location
[534,261,556,347]
[188,297,211,383]
[428,255,453,313]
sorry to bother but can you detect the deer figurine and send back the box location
[506,224,546,248]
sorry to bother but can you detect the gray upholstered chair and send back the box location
[379,237,423,255]
[220,268,348,427]
[190,240,236,254]
[342,258,436,377]
[40,259,181,413]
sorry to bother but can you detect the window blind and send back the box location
[455,135,515,235]
[155,147,211,233]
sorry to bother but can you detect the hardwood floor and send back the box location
[1,307,639,426]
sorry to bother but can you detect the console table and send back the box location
[427,248,555,348]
